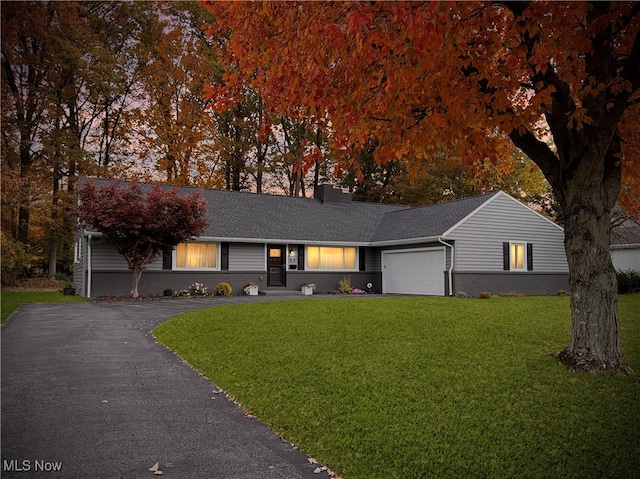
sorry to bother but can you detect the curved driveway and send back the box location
[1,296,329,479]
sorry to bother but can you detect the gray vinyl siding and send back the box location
[90,242,163,271]
[611,246,640,272]
[228,243,266,271]
[366,247,381,272]
[71,231,87,296]
[448,194,568,273]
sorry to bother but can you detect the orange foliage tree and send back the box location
[202,1,639,374]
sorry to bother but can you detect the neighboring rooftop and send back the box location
[611,218,640,246]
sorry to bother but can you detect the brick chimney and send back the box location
[315,182,352,204]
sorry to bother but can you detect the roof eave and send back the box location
[369,236,442,247]
[611,243,640,249]
[183,236,372,246]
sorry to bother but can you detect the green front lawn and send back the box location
[1,291,86,323]
[154,296,640,479]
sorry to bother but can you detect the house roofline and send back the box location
[369,236,442,247]
[442,190,563,237]
[199,236,371,246]
[83,228,443,248]
[611,243,640,250]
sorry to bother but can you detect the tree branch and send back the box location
[508,126,561,192]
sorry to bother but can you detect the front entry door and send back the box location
[268,245,286,286]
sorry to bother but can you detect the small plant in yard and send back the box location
[557,289,570,296]
[350,288,366,294]
[456,291,468,298]
[501,291,524,297]
[163,288,174,297]
[479,291,492,299]
[338,276,352,294]
[176,282,209,297]
[215,282,232,296]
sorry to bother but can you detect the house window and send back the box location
[175,242,218,269]
[307,246,357,270]
[74,240,82,264]
[510,243,526,270]
[503,242,533,271]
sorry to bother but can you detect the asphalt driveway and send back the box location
[1,296,330,479]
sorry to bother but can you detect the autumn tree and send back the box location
[76,180,208,297]
[2,1,149,277]
[399,151,549,207]
[133,2,219,186]
[203,1,640,374]
[1,2,56,245]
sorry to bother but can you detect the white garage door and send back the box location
[383,249,445,295]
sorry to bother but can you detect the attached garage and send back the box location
[382,248,445,295]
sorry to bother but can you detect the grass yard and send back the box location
[1,290,86,323]
[154,296,640,479]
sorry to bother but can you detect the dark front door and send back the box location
[268,245,286,286]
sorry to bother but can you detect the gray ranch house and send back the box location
[73,180,569,297]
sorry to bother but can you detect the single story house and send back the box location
[611,217,640,273]
[72,179,570,297]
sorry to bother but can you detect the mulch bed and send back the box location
[2,278,67,292]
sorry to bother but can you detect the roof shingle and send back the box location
[83,178,502,244]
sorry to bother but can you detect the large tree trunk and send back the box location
[549,130,632,375]
[17,133,32,244]
[510,121,632,375]
[48,240,58,279]
[557,187,631,374]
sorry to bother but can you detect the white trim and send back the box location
[370,236,441,247]
[195,235,370,247]
[263,244,268,271]
[611,243,640,250]
[87,234,92,298]
[438,238,454,296]
[74,239,81,264]
[509,241,528,271]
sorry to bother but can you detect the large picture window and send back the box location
[307,246,356,270]
[175,242,218,269]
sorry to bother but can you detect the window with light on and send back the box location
[307,246,356,270]
[510,243,525,270]
[175,243,217,269]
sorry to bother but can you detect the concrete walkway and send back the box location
[1,295,332,479]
